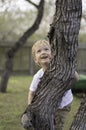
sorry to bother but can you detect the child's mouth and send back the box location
[41,56,48,59]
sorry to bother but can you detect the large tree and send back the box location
[21,0,82,130]
[0,0,45,93]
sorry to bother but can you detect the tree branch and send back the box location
[26,0,38,9]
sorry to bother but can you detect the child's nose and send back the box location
[41,50,46,54]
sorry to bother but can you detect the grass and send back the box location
[0,76,81,130]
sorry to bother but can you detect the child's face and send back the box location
[34,44,51,68]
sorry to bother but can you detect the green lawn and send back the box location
[0,76,81,130]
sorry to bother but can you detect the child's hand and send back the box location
[21,113,33,129]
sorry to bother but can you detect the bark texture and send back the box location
[21,0,82,130]
[0,0,44,92]
[70,94,86,130]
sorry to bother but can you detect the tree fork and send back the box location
[23,0,82,130]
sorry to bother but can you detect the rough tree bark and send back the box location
[70,94,86,130]
[21,0,82,130]
[0,0,45,93]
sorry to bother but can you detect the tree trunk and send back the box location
[0,0,45,93]
[22,0,82,130]
[70,94,86,130]
[0,58,13,92]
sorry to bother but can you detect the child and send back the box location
[27,40,79,130]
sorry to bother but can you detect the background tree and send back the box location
[0,0,45,92]
[0,0,55,42]
[21,0,82,129]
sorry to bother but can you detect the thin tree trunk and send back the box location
[22,0,82,130]
[0,0,45,93]
[0,58,13,92]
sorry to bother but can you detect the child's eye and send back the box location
[37,49,41,53]
[44,48,49,51]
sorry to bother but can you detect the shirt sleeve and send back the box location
[29,69,44,92]
[29,75,40,92]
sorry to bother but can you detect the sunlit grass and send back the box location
[0,76,81,130]
[0,76,32,130]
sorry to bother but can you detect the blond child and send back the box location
[27,40,79,130]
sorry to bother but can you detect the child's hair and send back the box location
[32,40,50,58]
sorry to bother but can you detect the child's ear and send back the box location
[34,57,40,66]
[34,57,38,64]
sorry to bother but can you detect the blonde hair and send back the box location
[32,40,50,58]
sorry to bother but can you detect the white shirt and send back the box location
[29,68,73,108]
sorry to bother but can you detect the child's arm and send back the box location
[74,71,79,81]
[28,90,35,105]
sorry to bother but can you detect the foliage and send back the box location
[0,0,86,43]
[0,9,37,42]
